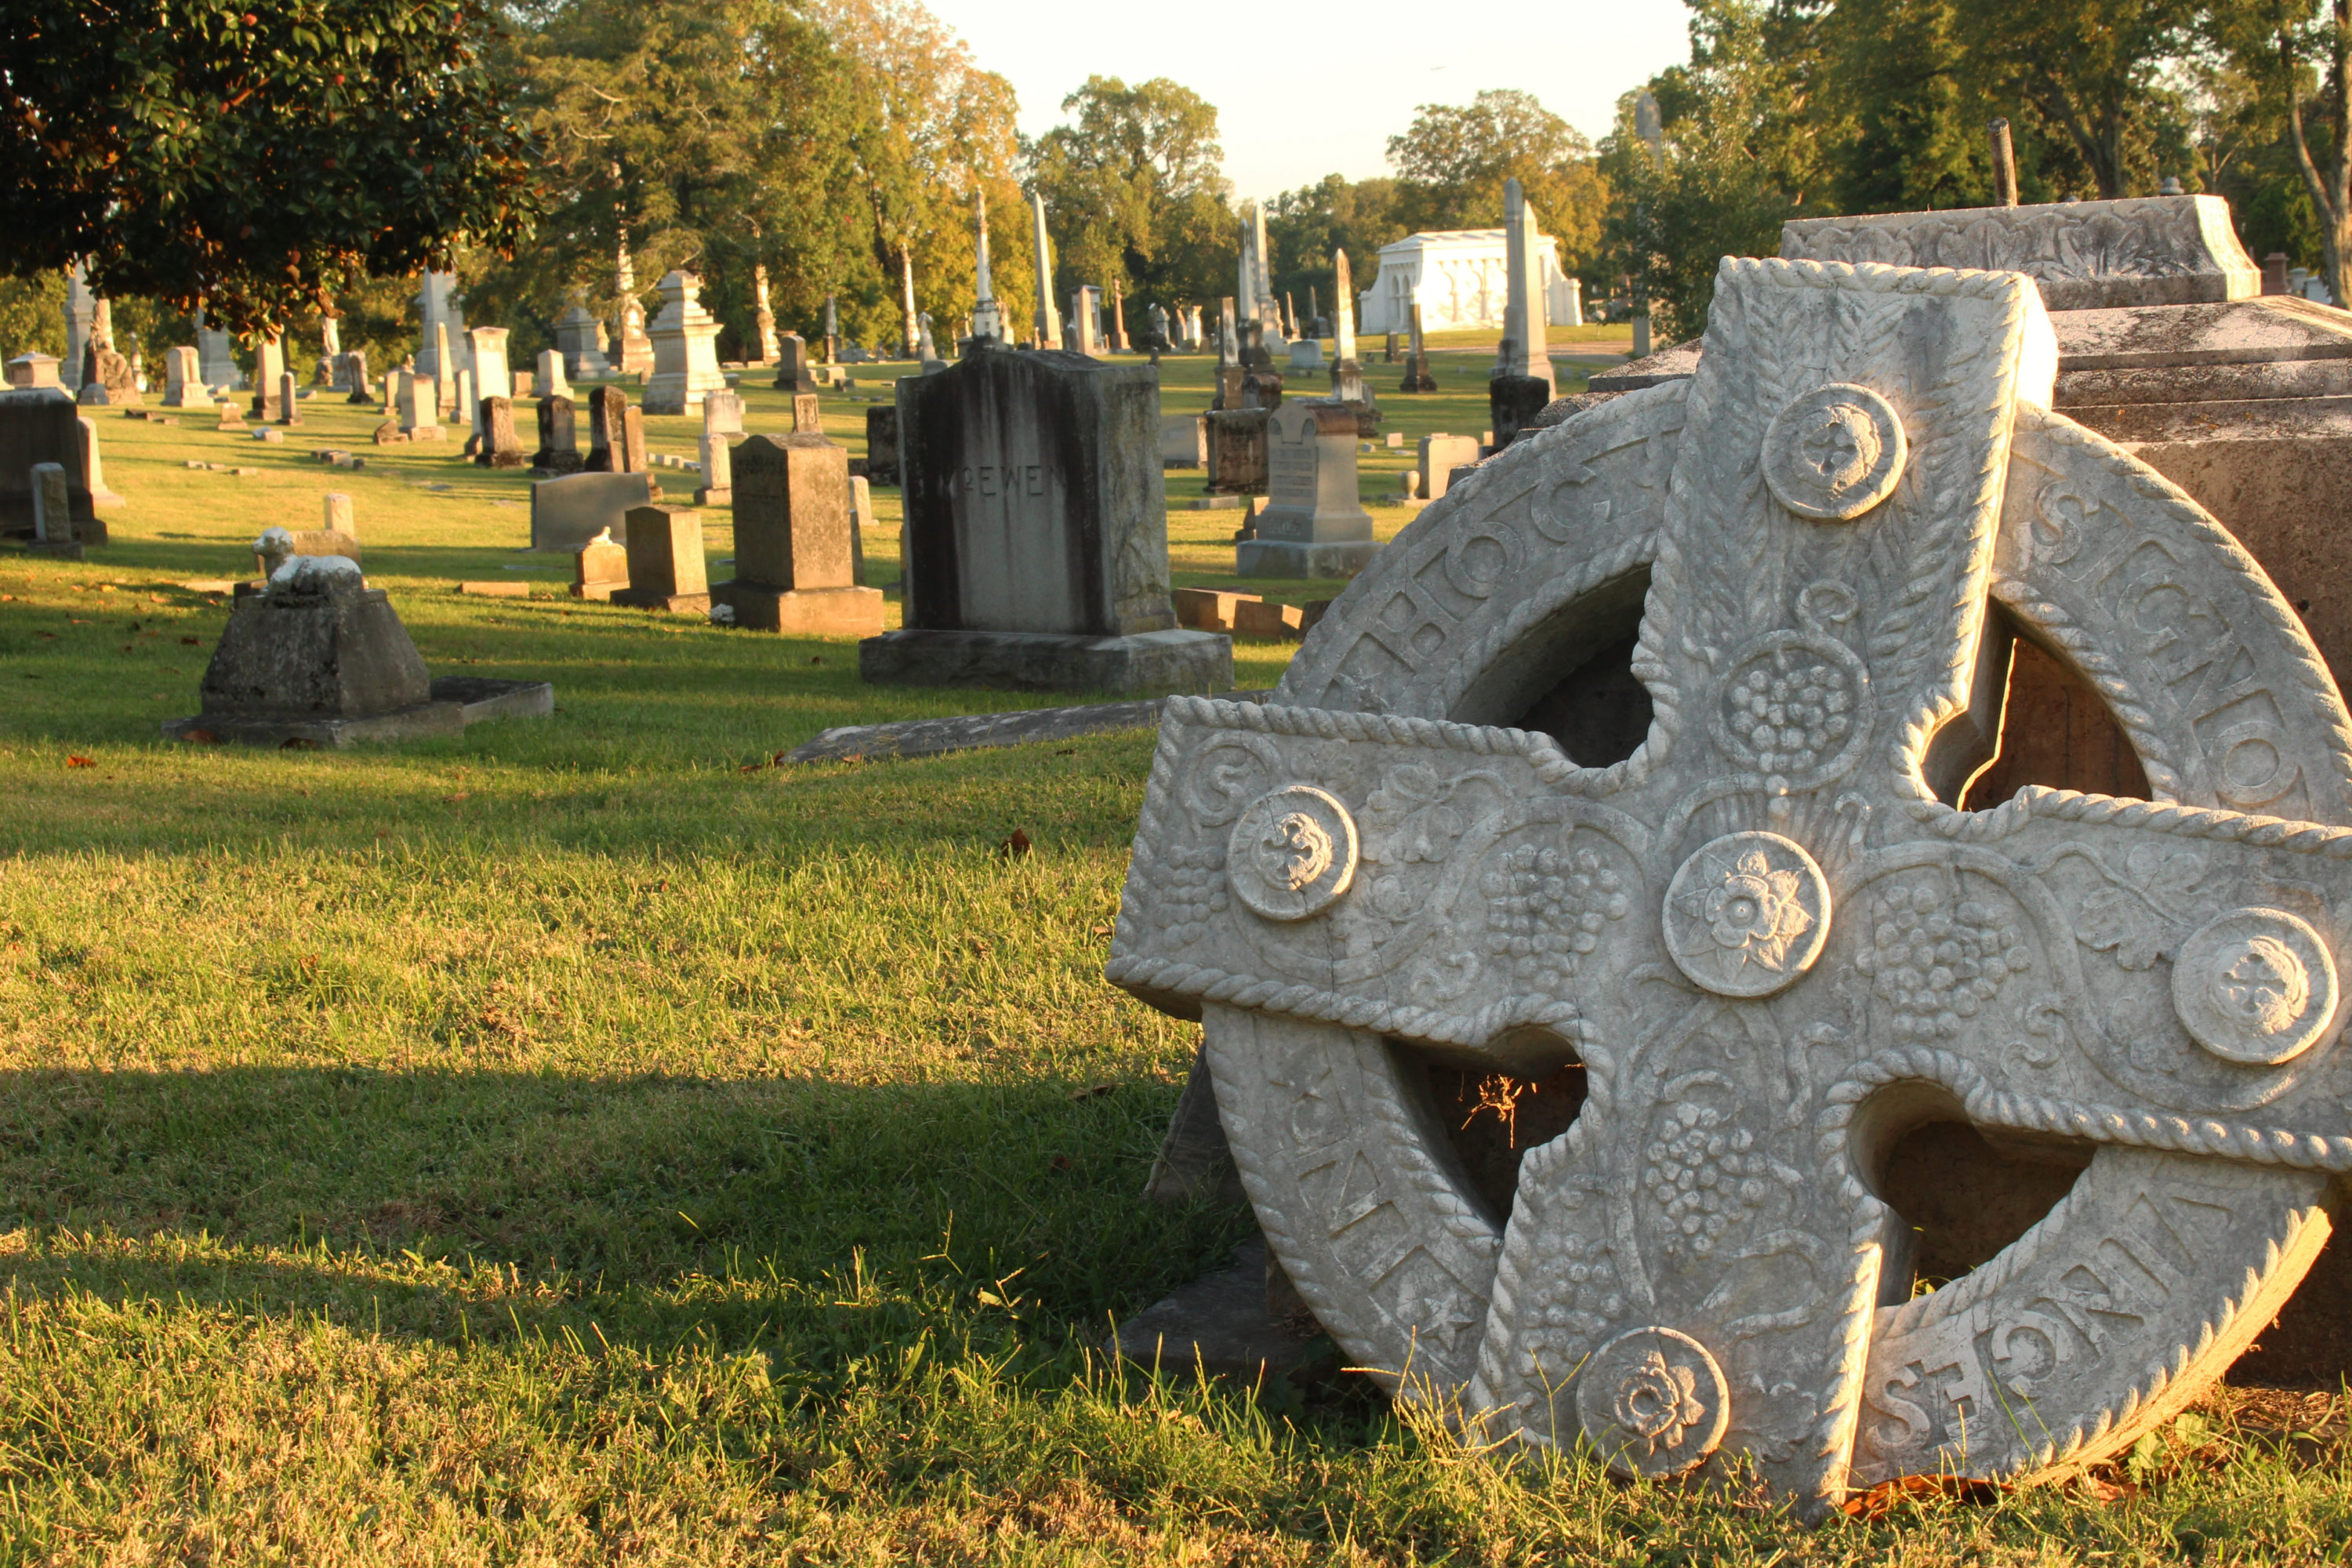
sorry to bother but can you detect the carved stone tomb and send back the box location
[1110,257,2352,1517]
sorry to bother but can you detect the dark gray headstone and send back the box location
[530,470,653,552]
[864,405,900,485]
[533,395,581,473]
[476,397,527,468]
[773,333,817,394]
[713,434,883,634]
[583,386,626,473]
[1205,409,1269,495]
[0,387,93,538]
[1489,373,1552,452]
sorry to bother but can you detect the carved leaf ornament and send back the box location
[1108,258,2352,1517]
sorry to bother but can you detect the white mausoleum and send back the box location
[1356,229,1583,333]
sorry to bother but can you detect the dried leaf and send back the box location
[1838,1473,2000,1519]
[1067,1083,1116,1101]
[180,636,200,645]
[998,829,1033,858]
[65,755,95,768]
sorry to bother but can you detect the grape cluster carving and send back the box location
[1480,844,1632,990]
[1722,652,1854,776]
[1644,1104,1773,1265]
[1855,885,2030,1041]
[1154,845,1229,946]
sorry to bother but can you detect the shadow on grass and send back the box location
[0,1064,1252,1377]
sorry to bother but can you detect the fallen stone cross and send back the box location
[1109,256,2352,1516]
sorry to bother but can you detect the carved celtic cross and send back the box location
[1109,259,2352,1516]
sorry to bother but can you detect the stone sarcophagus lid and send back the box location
[1111,256,2352,1517]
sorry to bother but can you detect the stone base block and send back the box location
[694,486,733,506]
[25,539,85,561]
[1236,538,1377,579]
[713,581,886,635]
[610,589,711,613]
[1107,1239,1333,1387]
[162,702,465,748]
[858,627,1233,696]
[427,676,555,722]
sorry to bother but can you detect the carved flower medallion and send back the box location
[1664,831,1832,998]
[2171,906,2339,1065]
[1762,383,1907,521]
[1227,785,1359,922]
[1577,1326,1730,1477]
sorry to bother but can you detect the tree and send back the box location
[1025,76,1232,319]
[1385,89,1610,263]
[2212,0,2352,302]
[1,0,538,336]
[1265,176,1403,327]
[1954,0,2201,199]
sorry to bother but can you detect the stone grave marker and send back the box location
[215,399,244,432]
[531,470,653,552]
[536,349,571,401]
[1205,409,1269,495]
[1,379,93,539]
[863,405,899,485]
[773,332,818,394]
[1286,339,1324,371]
[571,528,629,600]
[849,474,873,531]
[161,347,204,408]
[644,270,726,415]
[343,350,374,404]
[583,386,626,472]
[695,406,734,507]
[705,389,745,436]
[278,371,300,426]
[866,344,1229,695]
[554,303,612,380]
[533,395,581,474]
[399,374,443,439]
[1237,401,1374,577]
[713,434,884,634]
[792,393,822,434]
[1399,303,1437,392]
[1416,433,1480,500]
[28,463,81,558]
[6,353,61,391]
[250,332,285,420]
[77,414,121,512]
[1161,413,1206,469]
[476,397,528,468]
[618,406,647,473]
[1110,253,2352,1516]
[611,503,710,612]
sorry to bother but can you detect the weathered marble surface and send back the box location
[1109,257,2352,1516]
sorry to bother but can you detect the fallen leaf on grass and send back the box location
[180,730,220,745]
[65,755,94,768]
[180,636,198,645]
[1054,748,1076,756]
[1067,1083,1116,1101]
[1049,1156,1072,1171]
[808,655,824,666]
[998,828,1032,858]
[1838,1474,2002,1519]
[443,792,470,803]
[36,632,55,640]
[2062,1472,2142,1504]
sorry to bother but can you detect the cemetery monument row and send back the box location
[1108,254,2352,1515]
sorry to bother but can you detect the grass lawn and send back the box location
[0,350,2345,1562]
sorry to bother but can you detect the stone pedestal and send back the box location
[250,334,285,421]
[611,503,710,612]
[1205,409,1269,494]
[1237,401,1375,578]
[397,374,442,439]
[476,397,527,468]
[643,270,726,415]
[614,299,655,379]
[773,334,818,394]
[554,306,611,381]
[712,434,883,635]
[869,344,1229,695]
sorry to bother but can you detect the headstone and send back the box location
[414,271,468,381]
[27,463,79,557]
[162,347,205,408]
[531,470,654,552]
[250,332,286,420]
[469,328,514,442]
[1161,413,1207,469]
[613,297,655,379]
[583,386,626,472]
[644,270,727,415]
[1073,287,1102,356]
[0,382,93,539]
[1237,401,1374,577]
[476,397,528,467]
[1112,254,2352,1518]
[343,350,375,404]
[1498,176,1555,398]
[73,413,121,513]
[864,405,899,485]
[278,371,300,426]
[1205,409,1269,495]
[773,332,818,394]
[823,294,840,363]
[695,416,733,506]
[1416,433,1479,499]
[2265,252,2291,295]
[319,314,344,386]
[430,321,457,416]
[611,503,710,612]
[62,270,94,392]
[791,393,822,434]
[398,372,443,439]
[866,346,1230,695]
[1327,248,1381,437]
[451,369,475,449]
[704,388,744,437]
[215,399,244,432]
[1489,374,1552,452]
[196,311,241,390]
[554,303,612,380]
[712,434,884,633]
[80,334,140,408]
[1213,297,1246,412]
[1032,192,1062,350]
[1287,339,1324,372]
[533,349,571,402]
[849,473,873,531]
[532,395,581,474]
[619,407,647,473]
[568,528,629,600]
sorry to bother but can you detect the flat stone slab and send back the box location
[163,702,466,748]
[427,676,554,723]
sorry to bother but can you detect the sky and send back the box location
[920,0,1694,205]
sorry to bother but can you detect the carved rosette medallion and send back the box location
[1662,831,1831,998]
[1227,785,1358,922]
[1576,1326,1730,1478]
[1762,383,1906,521]
[2171,907,2339,1065]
